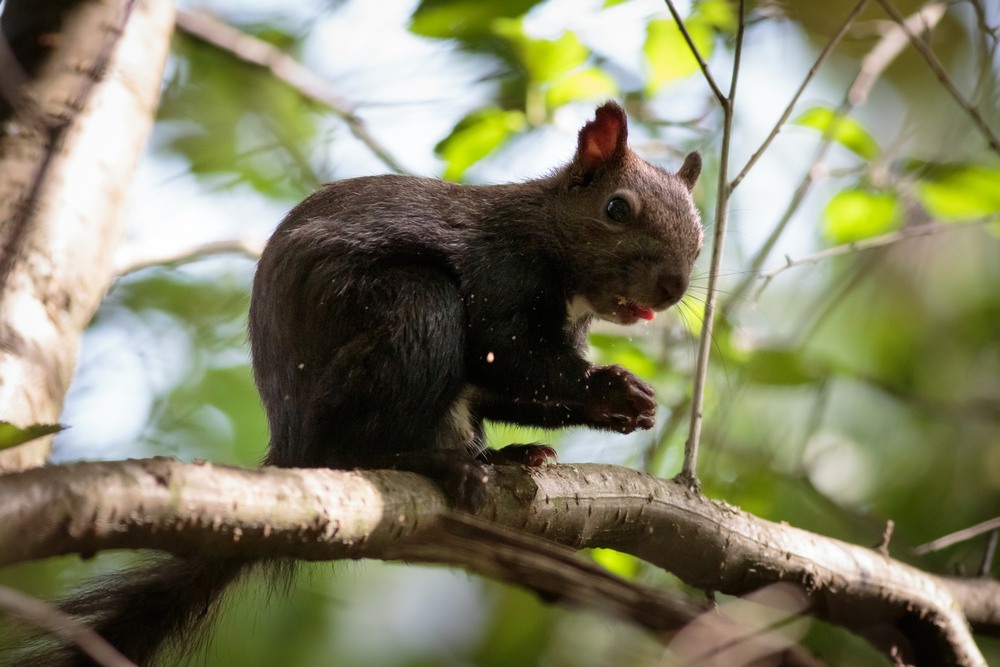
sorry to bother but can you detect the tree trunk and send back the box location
[0,0,174,471]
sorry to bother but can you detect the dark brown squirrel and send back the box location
[250,100,702,501]
[17,102,701,666]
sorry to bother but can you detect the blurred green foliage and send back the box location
[4,0,1000,665]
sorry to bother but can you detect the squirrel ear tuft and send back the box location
[575,102,629,173]
[677,151,701,191]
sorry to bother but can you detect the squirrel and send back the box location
[16,101,701,666]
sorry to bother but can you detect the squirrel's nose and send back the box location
[656,271,689,308]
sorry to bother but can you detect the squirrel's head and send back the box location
[555,101,702,326]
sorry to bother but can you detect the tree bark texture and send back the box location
[0,0,174,471]
[0,458,991,666]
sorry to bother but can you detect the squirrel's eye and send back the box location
[605,197,630,222]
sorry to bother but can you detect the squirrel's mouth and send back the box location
[614,296,656,324]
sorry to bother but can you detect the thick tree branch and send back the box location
[0,458,990,665]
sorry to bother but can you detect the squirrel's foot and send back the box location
[480,443,558,467]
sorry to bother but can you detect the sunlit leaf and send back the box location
[603,0,632,6]
[588,333,663,377]
[590,548,640,579]
[914,164,1000,221]
[823,188,901,243]
[435,108,527,181]
[643,17,714,93]
[794,107,880,160]
[0,421,64,451]
[696,0,738,33]
[545,67,618,107]
[409,0,544,38]
[492,21,589,84]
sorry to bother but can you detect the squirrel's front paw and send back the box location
[584,365,656,433]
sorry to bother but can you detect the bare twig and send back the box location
[731,0,869,191]
[114,237,265,276]
[877,519,895,557]
[874,0,1000,154]
[679,0,746,489]
[754,217,998,290]
[850,2,947,105]
[720,2,949,318]
[914,515,1000,556]
[0,586,136,667]
[980,530,998,577]
[174,10,410,175]
[662,0,726,105]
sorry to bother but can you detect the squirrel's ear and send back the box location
[677,151,701,191]
[575,102,628,173]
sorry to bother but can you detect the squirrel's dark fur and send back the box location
[13,102,701,666]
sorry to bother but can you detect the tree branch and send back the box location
[755,217,998,292]
[0,586,135,667]
[661,0,726,105]
[874,0,1000,154]
[174,9,411,175]
[0,459,991,665]
[720,1,949,319]
[113,237,265,276]
[730,0,869,191]
[680,0,745,488]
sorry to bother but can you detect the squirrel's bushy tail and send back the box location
[14,556,256,667]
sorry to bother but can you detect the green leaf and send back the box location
[409,0,545,38]
[603,0,632,6]
[914,164,1000,221]
[492,21,589,84]
[588,333,661,377]
[544,67,618,107]
[696,0,738,33]
[739,348,823,386]
[823,188,901,243]
[435,108,526,181]
[0,421,64,451]
[794,107,880,160]
[643,17,714,93]
[590,548,640,579]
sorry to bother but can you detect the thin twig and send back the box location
[720,2,949,319]
[913,516,1000,556]
[754,217,997,290]
[174,9,411,175]
[877,519,895,557]
[874,0,1000,154]
[849,2,947,105]
[113,237,266,276]
[662,0,726,105]
[980,530,998,577]
[0,586,136,667]
[731,0,869,191]
[678,0,746,489]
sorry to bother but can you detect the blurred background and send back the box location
[3,0,1000,664]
